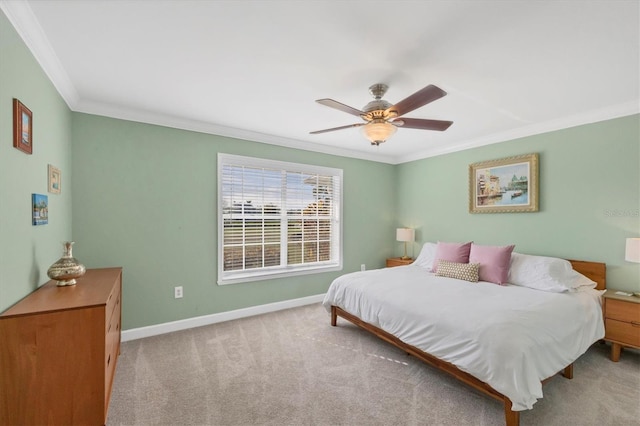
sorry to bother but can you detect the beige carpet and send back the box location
[107,303,640,426]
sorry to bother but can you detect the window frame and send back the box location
[217,153,343,285]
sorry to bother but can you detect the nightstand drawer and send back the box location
[606,298,640,322]
[386,258,413,267]
[605,318,640,347]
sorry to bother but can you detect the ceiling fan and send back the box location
[310,83,453,146]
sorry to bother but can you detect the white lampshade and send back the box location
[361,120,397,145]
[625,238,640,263]
[396,228,415,242]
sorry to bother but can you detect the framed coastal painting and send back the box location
[32,193,48,226]
[48,165,61,194]
[13,99,33,155]
[469,153,539,213]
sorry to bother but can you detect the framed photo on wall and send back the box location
[13,99,33,155]
[32,193,48,226]
[48,165,61,194]
[469,153,539,213]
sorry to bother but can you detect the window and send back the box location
[218,154,342,285]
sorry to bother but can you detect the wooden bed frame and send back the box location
[329,259,606,426]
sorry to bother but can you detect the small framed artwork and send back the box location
[32,193,48,226]
[48,165,61,194]
[469,153,539,213]
[13,99,33,155]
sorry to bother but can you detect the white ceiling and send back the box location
[2,0,639,164]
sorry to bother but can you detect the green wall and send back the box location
[396,115,640,291]
[0,11,73,313]
[71,113,396,329]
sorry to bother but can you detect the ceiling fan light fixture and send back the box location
[311,83,452,145]
[361,120,397,146]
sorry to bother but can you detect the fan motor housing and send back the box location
[361,99,396,121]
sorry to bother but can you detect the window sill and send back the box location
[218,263,342,285]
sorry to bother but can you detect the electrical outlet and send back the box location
[361,264,366,271]
[174,286,183,299]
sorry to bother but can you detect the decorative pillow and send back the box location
[436,260,479,283]
[508,252,596,292]
[432,241,472,272]
[414,242,437,271]
[468,243,515,285]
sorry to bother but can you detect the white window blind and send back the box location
[218,154,342,285]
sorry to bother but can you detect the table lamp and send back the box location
[396,228,415,260]
[625,238,640,263]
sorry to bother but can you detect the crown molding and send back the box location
[70,99,640,166]
[75,99,396,164]
[0,0,79,107]
[396,101,640,164]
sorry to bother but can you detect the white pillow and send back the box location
[508,252,596,292]
[414,242,437,271]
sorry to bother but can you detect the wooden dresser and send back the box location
[0,267,122,425]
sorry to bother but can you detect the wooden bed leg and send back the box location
[563,363,574,379]
[330,305,337,326]
[504,399,520,426]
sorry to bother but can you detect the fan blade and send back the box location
[392,118,453,131]
[310,123,365,134]
[316,99,363,117]
[385,85,447,117]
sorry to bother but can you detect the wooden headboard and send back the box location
[569,260,606,290]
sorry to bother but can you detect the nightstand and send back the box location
[386,257,414,267]
[602,290,640,362]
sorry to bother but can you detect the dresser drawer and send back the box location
[106,283,120,324]
[605,318,640,347]
[105,282,121,368]
[104,284,121,413]
[606,298,640,322]
[105,309,120,360]
[105,312,120,384]
[386,258,414,267]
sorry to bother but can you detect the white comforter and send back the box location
[322,265,604,411]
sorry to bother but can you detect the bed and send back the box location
[323,243,606,426]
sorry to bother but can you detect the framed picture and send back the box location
[13,99,33,155]
[32,193,48,226]
[469,153,539,213]
[48,165,61,194]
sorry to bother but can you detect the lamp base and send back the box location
[401,255,411,260]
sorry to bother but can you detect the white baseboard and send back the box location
[121,293,326,342]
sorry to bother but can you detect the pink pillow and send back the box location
[432,241,472,272]
[469,243,515,285]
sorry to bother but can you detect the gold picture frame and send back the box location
[469,153,538,213]
[48,164,61,194]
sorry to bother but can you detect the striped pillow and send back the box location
[436,260,480,283]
